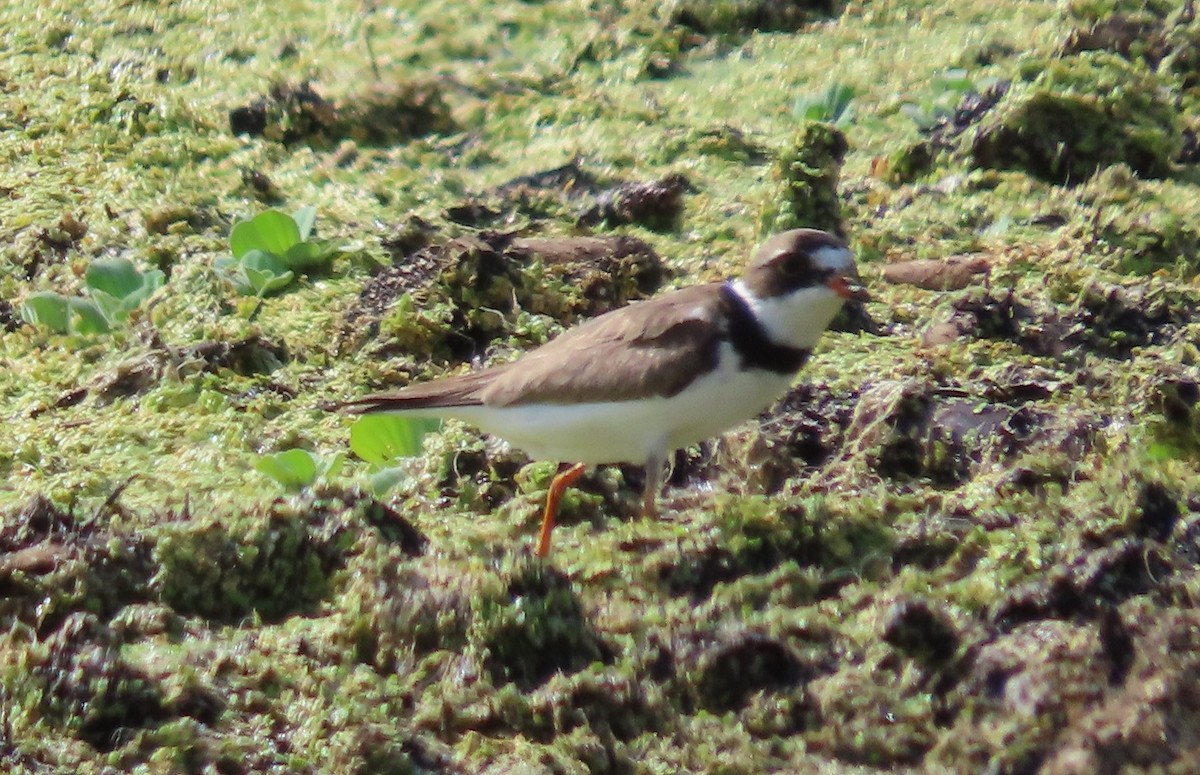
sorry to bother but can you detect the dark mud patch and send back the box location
[882,81,1012,183]
[664,383,861,500]
[341,230,664,360]
[576,172,692,231]
[355,497,428,556]
[1039,608,1200,773]
[451,161,692,231]
[1059,0,1199,78]
[229,80,453,147]
[494,161,603,200]
[333,82,455,145]
[528,669,664,747]
[0,297,22,331]
[930,598,1200,772]
[991,540,1172,630]
[688,631,814,713]
[882,599,960,665]
[432,443,528,512]
[780,379,1100,489]
[671,0,839,36]
[928,284,1193,359]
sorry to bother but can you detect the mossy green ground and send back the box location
[3,0,1200,772]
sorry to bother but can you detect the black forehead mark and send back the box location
[741,250,837,299]
[738,230,849,298]
[718,284,811,374]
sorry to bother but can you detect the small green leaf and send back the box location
[84,259,164,322]
[85,258,144,300]
[241,250,294,295]
[255,449,320,491]
[215,256,253,294]
[87,288,124,323]
[369,466,414,497]
[230,209,301,259]
[21,293,72,333]
[1146,443,1183,462]
[283,240,333,269]
[350,414,441,467]
[66,298,111,334]
[21,293,112,334]
[132,268,165,301]
[317,451,346,481]
[293,205,317,242]
[794,82,856,126]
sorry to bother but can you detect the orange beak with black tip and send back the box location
[827,271,870,302]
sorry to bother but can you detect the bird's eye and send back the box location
[779,253,809,278]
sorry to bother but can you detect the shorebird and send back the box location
[342,229,865,556]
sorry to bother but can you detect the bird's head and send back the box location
[733,228,866,350]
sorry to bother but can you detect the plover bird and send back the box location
[343,229,865,556]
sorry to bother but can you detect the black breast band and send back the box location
[719,284,811,374]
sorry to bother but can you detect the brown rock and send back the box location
[881,254,991,291]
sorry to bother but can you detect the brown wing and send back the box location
[481,283,723,406]
[339,365,508,413]
[342,282,725,413]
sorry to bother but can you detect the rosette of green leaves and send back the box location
[20,258,165,335]
[217,206,337,296]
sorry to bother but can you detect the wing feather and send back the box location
[482,283,723,406]
[343,282,725,412]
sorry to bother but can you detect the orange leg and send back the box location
[536,462,587,558]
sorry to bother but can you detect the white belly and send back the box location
[425,350,795,464]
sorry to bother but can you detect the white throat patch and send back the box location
[729,278,845,351]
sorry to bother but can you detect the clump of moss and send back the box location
[0,496,156,629]
[30,613,168,751]
[1090,204,1200,273]
[969,51,1180,182]
[515,235,666,324]
[1151,371,1200,456]
[339,555,473,673]
[577,173,691,231]
[1067,0,1175,21]
[228,81,338,144]
[153,505,344,623]
[467,560,608,690]
[806,656,938,766]
[765,121,849,235]
[878,140,935,185]
[660,496,892,601]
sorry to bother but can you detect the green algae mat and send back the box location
[3,0,1200,772]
